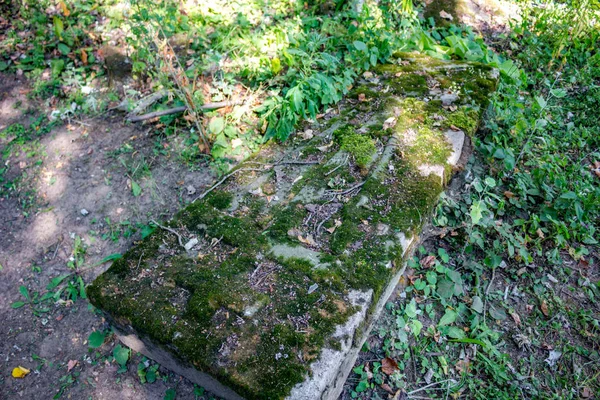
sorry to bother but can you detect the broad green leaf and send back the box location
[88,331,106,348]
[438,309,457,326]
[19,285,30,300]
[131,181,142,197]
[353,40,367,51]
[113,344,130,366]
[47,274,71,290]
[437,279,454,299]
[53,16,64,38]
[470,201,483,225]
[50,59,65,78]
[0,61,8,71]
[164,388,176,400]
[405,298,418,318]
[489,304,507,321]
[11,301,26,309]
[446,326,466,339]
[550,88,567,98]
[484,177,496,188]
[410,320,423,336]
[471,296,483,313]
[93,253,123,267]
[208,117,225,135]
[57,43,71,55]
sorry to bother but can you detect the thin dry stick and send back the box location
[127,100,244,122]
[327,181,365,196]
[483,267,496,325]
[150,219,185,248]
[408,379,453,395]
[193,168,265,203]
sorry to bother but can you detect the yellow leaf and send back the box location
[59,1,70,16]
[12,366,30,378]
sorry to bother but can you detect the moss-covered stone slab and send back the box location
[88,52,497,400]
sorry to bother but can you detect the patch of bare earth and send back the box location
[0,75,217,398]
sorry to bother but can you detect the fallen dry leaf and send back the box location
[504,191,516,198]
[383,117,397,130]
[381,357,399,375]
[456,358,471,374]
[420,255,436,268]
[510,312,521,326]
[380,383,394,394]
[67,359,79,372]
[439,10,453,20]
[298,234,316,246]
[12,366,30,378]
[358,93,366,102]
[581,387,593,398]
[540,300,549,317]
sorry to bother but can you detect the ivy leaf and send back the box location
[438,309,457,326]
[355,380,368,392]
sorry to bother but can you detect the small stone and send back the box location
[308,283,318,294]
[186,185,196,195]
[440,92,458,105]
[184,238,199,251]
[547,274,558,283]
[80,209,89,216]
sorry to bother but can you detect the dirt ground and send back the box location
[0,73,217,399]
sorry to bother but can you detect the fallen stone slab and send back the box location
[88,52,497,400]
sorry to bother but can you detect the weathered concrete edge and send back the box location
[289,135,473,399]
[115,327,245,400]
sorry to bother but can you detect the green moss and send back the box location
[350,85,380,99]
[333,126,376,168]
[389,73,429,97]
[445,108,479,136]
[206,190,234,210]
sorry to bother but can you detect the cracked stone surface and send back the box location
[87,52,497,400]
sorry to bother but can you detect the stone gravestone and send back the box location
[88,52,497,399]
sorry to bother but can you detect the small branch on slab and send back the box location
[127,100,244,123]
[326,181,365,197]
[150,219,185,248]
[193,167,266,203]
